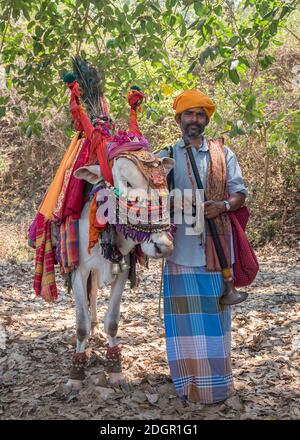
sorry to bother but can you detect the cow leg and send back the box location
[104,264,129,386]
[66,267,90,391]
[89,270,99,336]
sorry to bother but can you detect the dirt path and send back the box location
[0,245,299,420]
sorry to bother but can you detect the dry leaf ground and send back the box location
[0,244,299,420]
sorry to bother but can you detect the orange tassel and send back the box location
[88,196,99,254]
[88,195,107,254]
[128,108,141,136]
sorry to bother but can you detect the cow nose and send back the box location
[154,243,162,255]
[154,242,174,257]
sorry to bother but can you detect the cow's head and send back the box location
[74,155,175,258]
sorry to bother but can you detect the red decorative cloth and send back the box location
[67,81,93,139]
[33,213,57,302]
[62,138,91,220]
[96,136,113,185]
[67,81,83,132]
[86,129,113,185]
[229,207,259,287]
[128,89,145,135]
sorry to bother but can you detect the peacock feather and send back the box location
[71,56,105,123]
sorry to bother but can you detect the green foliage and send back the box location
[286,111,300,152]
[0,0,299,157]
[0,95,9,117]
[19,111,42,138]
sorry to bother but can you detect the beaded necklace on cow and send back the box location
[105,183,175,241]
[96,149,176,243]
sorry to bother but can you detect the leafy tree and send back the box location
[0,0,299,244]
[0,0,299,161]
[0,1,297,106]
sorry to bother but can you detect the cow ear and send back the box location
[161,157,175,176]
[74,165,103,184]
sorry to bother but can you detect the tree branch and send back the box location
[76,0,91,56]
[0,5,12,55]
[285,27,300,43]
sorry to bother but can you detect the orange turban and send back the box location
[173,89,216,119]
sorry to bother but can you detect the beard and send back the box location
[183,122,205,139]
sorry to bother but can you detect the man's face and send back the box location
[176,107,208,139]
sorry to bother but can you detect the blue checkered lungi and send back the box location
[163,261,234,403]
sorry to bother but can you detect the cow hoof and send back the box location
[65,379,83,392]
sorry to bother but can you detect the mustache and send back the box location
[185,123,205,135]
[187,123,204,129]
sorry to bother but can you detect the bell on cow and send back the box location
[119,259,130,272]
[112,262,121,275]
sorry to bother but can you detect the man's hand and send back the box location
[204,193,246,219]
[204,200,225,219]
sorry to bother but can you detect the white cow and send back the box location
[66,154,175,391]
